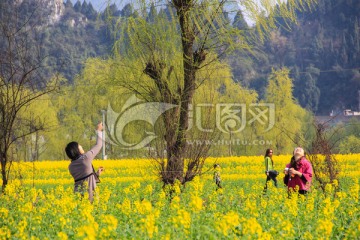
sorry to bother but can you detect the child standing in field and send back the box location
[213,164,222,190]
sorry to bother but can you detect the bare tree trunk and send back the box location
[1,153,8,191]
[162,0,197,184]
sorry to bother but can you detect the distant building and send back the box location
[343,109,360,116]
[316,111,360,126]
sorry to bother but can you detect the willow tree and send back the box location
[263,68,308,153]
[108,0,317,185]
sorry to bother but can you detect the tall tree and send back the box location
[263,68,308,153]
[147,3,157,23]
[0,1,60,190]
[15,94,59,161]
[294,64,321,112]
[233,10,249,30]
[74,0,82,12]
[120,3,135,18]
[110,0,317,185]
[65,0,73,9]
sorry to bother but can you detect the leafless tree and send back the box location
[307,119,340,193]
[0,1,60,191]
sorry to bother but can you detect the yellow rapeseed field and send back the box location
[0,154,359,239]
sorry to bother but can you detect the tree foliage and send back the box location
[0,1,60,190]
[103,0,318,185]
[263,68,309,153]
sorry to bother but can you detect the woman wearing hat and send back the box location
[284,147,313,195]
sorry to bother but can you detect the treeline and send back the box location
[2,0,360,161]
[16,0,359,114]
[12,0,360,114]
[228,0,360,115]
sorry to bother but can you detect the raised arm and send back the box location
[85,122,103,160]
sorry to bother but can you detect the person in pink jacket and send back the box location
[65,122,105,202]
[284,147,313,195]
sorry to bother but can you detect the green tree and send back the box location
[0,1,60,190]
[263,68,308,153]
[109,0,317,185]
[147,3,157,23]
[233,10,249,30]
[16,94,59,161]
[267,30,291,67]
[334,117,360,154]
[190,58,258,157]
[82,2,97,20]
[120,3,136,18]
[339,135,360,153]
[65,0,73,9]
[74,0,82,12]
[295,64,320,112]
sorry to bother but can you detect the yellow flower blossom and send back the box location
[0,226,11,239]
[173,180,182,195]
[302,231,314,240]
[170,196,181,210]
[190,196,203,212]
[99,215,118,238]
[135,199,152,215]
[0,207,9,219]
[117,198,131,216]
[171,209,191,235]
[57,232,68,240]
[242,217,263,237]
[316,219,333,238]
[76,223,98,240]
[144,184,153,195]
[59,217,68,228]
[20,202,33,213]
[141,213,158,238]
[244,198,259,217]
[216,211,240,236]
[208,202,217,211]
[189,176,204,196]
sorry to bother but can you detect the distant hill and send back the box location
[228,0,360,115]
[1,0,359,115]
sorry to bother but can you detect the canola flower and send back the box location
[170,209,191,236]
[190,196,203,212]
[140,212,159,238]
[216,211,240,236]
[0,154,360,239]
